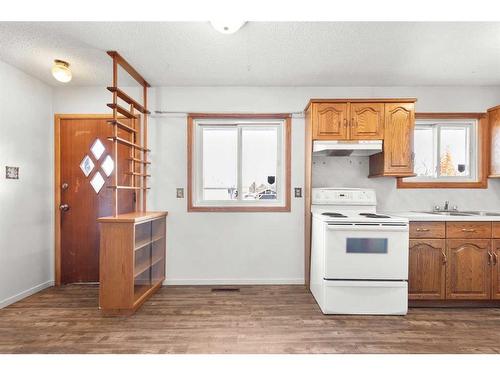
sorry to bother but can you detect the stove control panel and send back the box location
[312,188,376,205]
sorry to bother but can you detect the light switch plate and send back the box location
[5,166,19,180]
[294,187,302,198]
[176,188,184,198]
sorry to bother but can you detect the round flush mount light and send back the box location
[51,59,72,83]
[210,21,246,34]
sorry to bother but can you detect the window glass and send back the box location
[439,127,470,177]
[202,128,238,200]
[241,128,278,201]
[410,119,476,182]
[414,126,435,177]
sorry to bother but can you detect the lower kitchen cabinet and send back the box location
[492,240,500,299]
[408,239,446,299]
[446,239,491,300]
[408,221,500,303]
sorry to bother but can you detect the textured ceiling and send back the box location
[0,22,499,87]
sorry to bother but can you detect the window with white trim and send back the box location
[407,118,478,182]
[189,117,289,210]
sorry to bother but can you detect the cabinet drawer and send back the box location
[493,222,500,238]
[409,222,446,238]
[446,222,491,238]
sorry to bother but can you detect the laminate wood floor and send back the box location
[1,285,500,354]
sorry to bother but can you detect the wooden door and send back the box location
[489,107,500,176]
[492,239,500,299]
[59,117,135,283]
[446,239,491,300]
[408,239,446,300]
[382,103,415,175]
[350,103,384,140]
[312,103,348,140]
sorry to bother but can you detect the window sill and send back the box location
[396,178,488,189]
[187,205,291,212]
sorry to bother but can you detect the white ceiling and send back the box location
[0,22,499,87]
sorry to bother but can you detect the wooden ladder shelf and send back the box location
[107,87,151,114]
[106,50,151,215]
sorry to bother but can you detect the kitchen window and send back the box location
[187,114,291,211]
[398,113,488,188]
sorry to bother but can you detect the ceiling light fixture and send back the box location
[210,21,246,34]
[51,59,72,83]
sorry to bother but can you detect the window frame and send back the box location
[187,113,291,212]
[397,113,488,189]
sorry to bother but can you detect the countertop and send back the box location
[388,211,500,222]
[97,211,168,223]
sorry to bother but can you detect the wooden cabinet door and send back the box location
[382,103,415,175]
[446,239,491,300]
[312,103,348,140]
[489,107,500,176]
[409,239,446,300]
[350,103,384,140]
[492,239,500,299]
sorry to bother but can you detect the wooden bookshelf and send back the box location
[98,212,167,315]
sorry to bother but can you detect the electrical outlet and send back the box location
[294,187,302,198]
[176,188,184,198]
[5,166,19,180]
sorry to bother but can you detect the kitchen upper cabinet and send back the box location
[350,103,384,140]
[408,239,446,300]
[489,105,500,177]
[446,239,491,300]
[313,102,348,140]
[310,101,388,141]
[369,102,416,177]
[492,240,500,299]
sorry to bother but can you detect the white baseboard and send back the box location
[0,280,54,309]
[164,278,304,285]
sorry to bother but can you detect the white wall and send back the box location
[0,60,54,307]
[53,85,500,285]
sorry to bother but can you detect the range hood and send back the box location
[312,140,383,157]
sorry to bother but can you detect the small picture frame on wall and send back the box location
[5,166,19,180]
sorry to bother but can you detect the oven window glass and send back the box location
[346,238,388,254]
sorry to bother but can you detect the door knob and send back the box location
[59,204,70,212]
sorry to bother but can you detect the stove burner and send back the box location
[359,213,391,219]
[322,212,348,218]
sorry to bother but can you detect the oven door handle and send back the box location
[326,224,408,232]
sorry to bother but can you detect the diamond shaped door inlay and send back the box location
[90,139,105,160]
[101,155,114,177]
[90,172,105,193]
[80,155,95,177]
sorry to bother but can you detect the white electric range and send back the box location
[309,188,409,315]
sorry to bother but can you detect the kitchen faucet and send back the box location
[434,200,458,212]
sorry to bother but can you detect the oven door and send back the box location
[324,223,409,280]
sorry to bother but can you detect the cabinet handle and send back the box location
[493,252,498,265]
[441,251,447,264]
[343,118,348,128]
[416,228,430,232]
[351,118,356,127]
[488,252,493,266]
[461,228,476,232]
